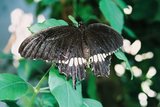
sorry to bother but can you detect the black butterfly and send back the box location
[19,23,123,88]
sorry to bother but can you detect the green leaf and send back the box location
[49,67,83,107]
[154,0,160,22]
[131,0,158,20]
[87,73,98,100]
[35,93,57,107]
[77,5,97,22]
[68,15,78,27]
[114,50,131,70]
[0,52,13,60]
[82,99,103,107]
[5,101,19,107]
[114,50,133,79]
[18,59,31,81]
[35,2,47,16]
[0,73,28,100]
[41,0,58,5]
[29,19,68,33]
[25,0,33,4]
[18,59,49,81]
[99,0,124,33]
[123,26,137,39]
[114,0,127,9]
[17,85,35,107]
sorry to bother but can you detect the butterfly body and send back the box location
[19,23,123,88]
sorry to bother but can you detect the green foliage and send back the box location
[17,59,48,81]
[17,85,35,107]
[76,4,97,22]
[0,52,12,60]
[114,50,133,79]
[114,0,127,9]
[87,72,98,100]
[0,73,28,100]
[29,19,68,33]
[154,0,160,21]
[41,0,58,5]
[115,50,131,70]
[49,67,83,107]
[82,99,103,107]
[123,26,137,39]
[99,0,124,33]
[35,93,57,107]
[25,0,33,4]
[48,66,103,107]
[131,0,158,20]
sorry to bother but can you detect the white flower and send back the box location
[8,8,33,60]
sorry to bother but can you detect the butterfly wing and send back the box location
[19,23,123,88]
[85,23,123,76]
[19,26,87,87]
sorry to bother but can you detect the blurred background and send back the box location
[0,0,160,107]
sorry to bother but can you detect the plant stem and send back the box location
[35,71,49,91]
[39,90,50,93]
[40,87,50,91]
[29,91,37,107]
[29,65,53,107]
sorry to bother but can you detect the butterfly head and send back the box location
[78,22,86,31]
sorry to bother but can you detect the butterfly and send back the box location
[19,22,123,88]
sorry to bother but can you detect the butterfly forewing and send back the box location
[19,25,87,87]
